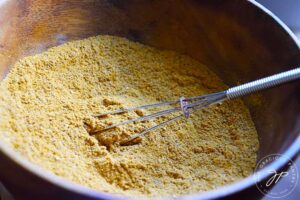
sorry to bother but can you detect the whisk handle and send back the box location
[226,67,300,99]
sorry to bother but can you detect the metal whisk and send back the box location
[91,67,300,145]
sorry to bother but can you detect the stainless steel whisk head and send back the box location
[91,92,226,145]
[90,67,300,145]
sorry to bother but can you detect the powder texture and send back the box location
[0,35,259,198]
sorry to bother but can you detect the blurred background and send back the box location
[257,0,300,33]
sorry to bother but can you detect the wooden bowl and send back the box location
[0,0,299,199]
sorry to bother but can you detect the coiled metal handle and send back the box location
[226,67,300,99]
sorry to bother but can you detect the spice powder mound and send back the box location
[0,35,259,198]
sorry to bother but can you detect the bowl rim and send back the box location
[0,0,299,199]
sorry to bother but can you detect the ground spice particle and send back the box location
[0,35,259,198]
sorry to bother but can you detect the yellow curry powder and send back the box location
[0,35,259,198]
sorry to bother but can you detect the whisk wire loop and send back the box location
[91,67,300,145]
[93,92,227,145]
